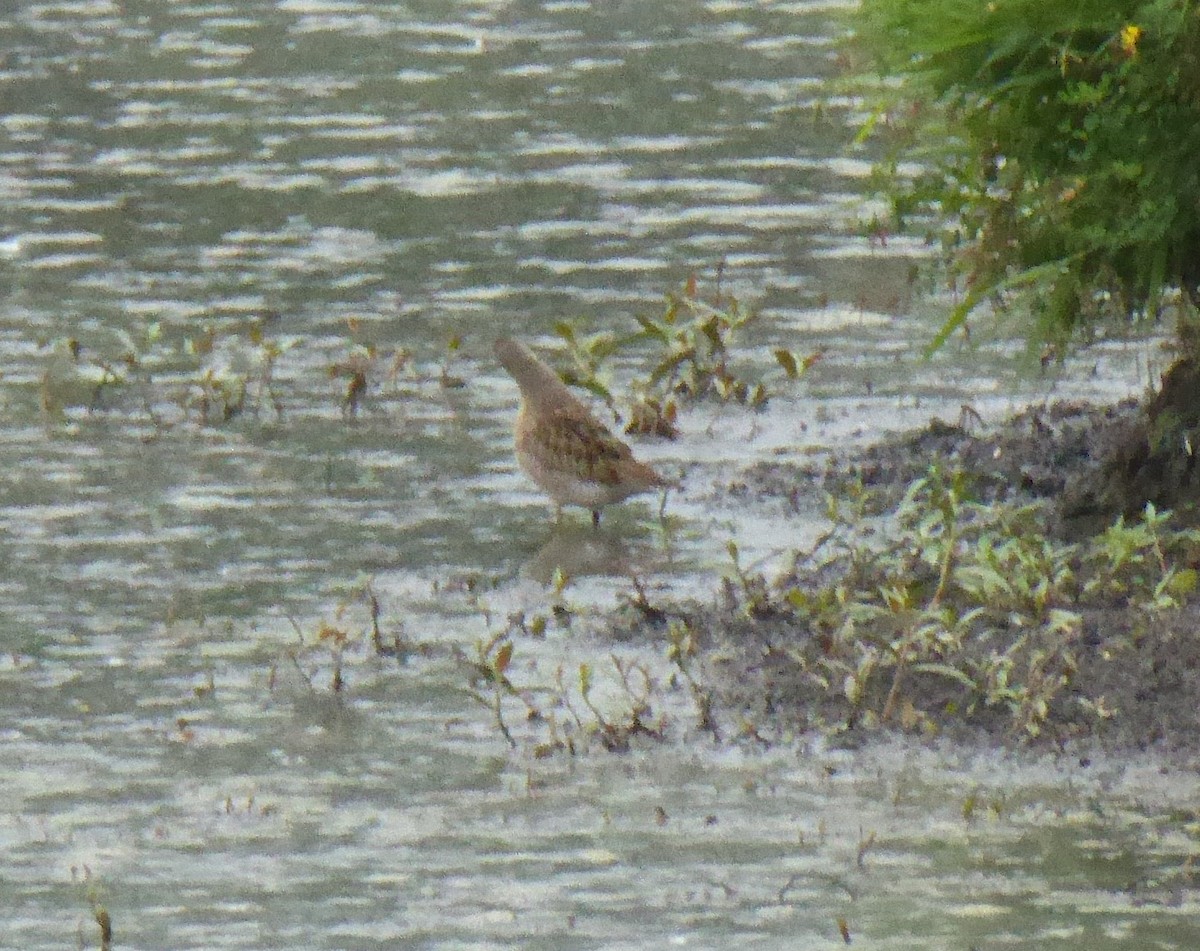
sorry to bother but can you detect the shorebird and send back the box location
[494,336,669,526]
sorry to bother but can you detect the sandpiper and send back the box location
[494,336,669,526]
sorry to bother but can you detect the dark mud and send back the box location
[609,399,1200,757]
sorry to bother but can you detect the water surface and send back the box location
[1,2,1193,948]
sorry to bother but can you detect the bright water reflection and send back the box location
[1,1,1194,948]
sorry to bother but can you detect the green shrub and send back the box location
[856,0,1200,350]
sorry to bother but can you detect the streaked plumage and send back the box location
[494,336,668,525]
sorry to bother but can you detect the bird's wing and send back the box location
[522,409,633,485]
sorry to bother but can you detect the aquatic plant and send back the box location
[186,314,292,424]
[72,865,112,951]
[41,310,467,429]
[464,638,666,755]
[459,589,669,756]
[330,326,469,418]
[439,333,467,389]
[39,333,139,419]
[39,313,291,427]
[329,343,373,418]
[266,580,419,699]
[562,656,661,753]
[636,272,818,408]
[665,617,717,736]
[556,271,820,438]
[462,628,524,748]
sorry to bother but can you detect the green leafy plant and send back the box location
[555,273,820,438]
[73,865,113,951]
[458,603,667,755]
[1084,503,1200,608]
[747,467,1200,738]
[183,315,293,424]
[855,0,1200,350]
[329,344,373,418]
[633,276,768,408]
[463,629,524,748]
[665,617,717,735]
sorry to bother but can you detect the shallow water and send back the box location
[1,1,1195,948]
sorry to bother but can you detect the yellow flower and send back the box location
[1120,24,1142,56]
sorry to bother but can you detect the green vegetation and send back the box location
[461,593,667,756]
[47,280,1194,753]
[556,273,818,438]
[37,273,815,442]
[855,0,1200,350]
[38,315,470,428]
[442,456,1200,751]
[73,866,112,951]
[710,468,1200,740]
[203,412,1200,752]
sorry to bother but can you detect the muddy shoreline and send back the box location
[606,398,1200,761]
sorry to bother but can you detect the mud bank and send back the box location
[607,399,1200,759]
